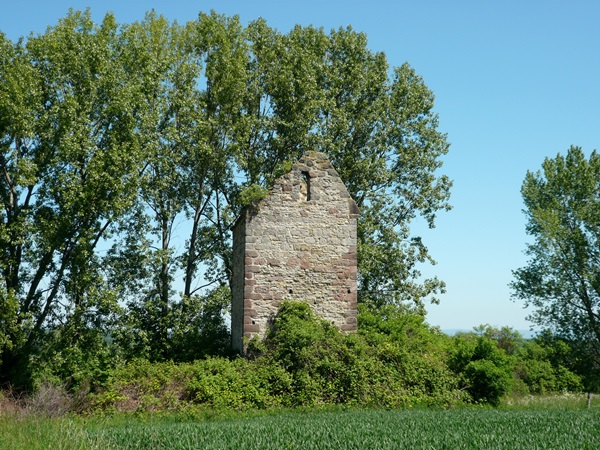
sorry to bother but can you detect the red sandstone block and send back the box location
[255,257,267,265]
[243,300,253,308]
[345,317,357,325]
[245,324,260,332]
[244,308,258,317]
[244,279,256,286]
[246,265,262,273]
[340,324,357,332]
[246,250,259,258]
[247,293,263,300]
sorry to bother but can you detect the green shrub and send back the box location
[450,335,513,405]
[261,301,462,408]
[463,359,511,406]
[92,302,495,413]
[513,339,583,395]
[186,357,291,410]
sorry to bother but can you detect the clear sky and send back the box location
[3,1,600,332]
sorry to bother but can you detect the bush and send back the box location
[260,301,463,408]
[450,335,513,405]
[463,359,511,406]
[513,339,583,395]
[92,301,465,413]
[6,302,593,416]
[186,357,291,410]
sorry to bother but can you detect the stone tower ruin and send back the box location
[230,151,360,352]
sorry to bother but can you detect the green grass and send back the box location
[0,415,104,450]
[2,407,600,449]
[504,392,597,409]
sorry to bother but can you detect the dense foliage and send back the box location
[51,302,581,413]
[88,302,464,412]
[0,299,591,417]
[512,146,600,392]
[0,9,451,389]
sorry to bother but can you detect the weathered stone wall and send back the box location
[231,151,359,352]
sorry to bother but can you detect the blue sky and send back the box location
[3,1,600,332]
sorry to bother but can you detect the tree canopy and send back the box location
[511,146,600,390]
[0,9,451,388]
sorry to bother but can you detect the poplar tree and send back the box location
[512,146,600,390]
[0,11,146,385]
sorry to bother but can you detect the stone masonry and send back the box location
[231,151,360,353]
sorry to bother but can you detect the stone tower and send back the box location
[230,151,360,353]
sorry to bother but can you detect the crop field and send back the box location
[2,407,600,449]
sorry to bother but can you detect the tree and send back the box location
[472,324,524,355]
[511,146,600,390]
[449,334,513,406]
[103,12,234,362]
[190,15,452,312]
[112,12,206,360]
[513,333,583,395]
[0,10,147,386]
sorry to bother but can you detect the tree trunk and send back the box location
[159,212,170,356]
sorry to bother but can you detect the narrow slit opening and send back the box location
[301,171,311,201]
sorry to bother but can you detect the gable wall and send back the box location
[231,152,359,352]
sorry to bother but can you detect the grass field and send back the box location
[2,406,600,449]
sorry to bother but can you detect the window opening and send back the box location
[301,171,311,201]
